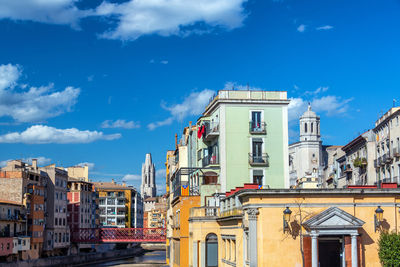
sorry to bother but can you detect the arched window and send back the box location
[304,123,308,133]
[206,233,218,267]
[311,123,313,133]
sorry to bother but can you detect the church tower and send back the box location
[300,104,321,142]
[141,153,156,198]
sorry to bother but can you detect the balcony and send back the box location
[202,155,219,167]
[379,156,385,166]
[249,121,266,134]
[204,121,219,142]
[249,153,269,166]
[385,152,393,163]
[394,147,400,158]
[382,178,391,183]
[190,206,220,219]
[0,214,25,221]
[344,164,352,173]
[173,181,200,198]
[220,208,243,218]
[374,159,379,168]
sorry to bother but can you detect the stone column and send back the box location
[351,234,358,267]
[311,233,318,267]
[247,208,259,267]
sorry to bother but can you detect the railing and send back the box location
[202,155,219,167]
[204,122,219,141]
[0,214,25,221]
[249,121,266,134]
[382,178,391,183]
[394,147,400,157]
[71,228,166,243]
[385,152,393,162]
[393,176,399,184]
[220,208,243,218]
[190,206,220,218]
[249,153,269,166]
[173,181,200,198]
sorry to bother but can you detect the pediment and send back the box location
[303,207,365,230]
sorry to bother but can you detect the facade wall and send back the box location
[188,190,400,267]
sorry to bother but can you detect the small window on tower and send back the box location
[304,123,308,133]
[311,123,313,133]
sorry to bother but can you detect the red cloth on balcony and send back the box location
[197,125,205,139]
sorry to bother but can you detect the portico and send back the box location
[303,207,365,267]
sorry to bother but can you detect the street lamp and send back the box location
[374,206,384,232]
[283,207,292,233]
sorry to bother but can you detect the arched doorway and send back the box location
[206,233,218,267]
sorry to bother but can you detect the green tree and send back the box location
[378,232,400,266]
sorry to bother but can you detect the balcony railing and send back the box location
[379,156,385,166]
[220,208,243,218]
[0,214,26,221]
[190,206,220,218]
[249,121,266,134]
[173,181,200,198]
[385,152,393,163]
[382,178,391,183]
[394,147,400,158]
[202,155,219,167]
[204,121,219,141]
[249,153,269,166]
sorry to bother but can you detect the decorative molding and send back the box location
[246,208,259,220]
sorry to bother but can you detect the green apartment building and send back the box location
[186,90,290,205]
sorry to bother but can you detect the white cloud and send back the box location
[304,86,329,95]
[122,174,142,181]
[316,25,334,31]
[288,95,353,122]
[160,60,169,65]
[0,64,80,122]
[297,24,306,33]
[87,75,94,82]
[0,156,51,167]
[0,125,121,144]
[0,1,248,41]
[77,162,95,171]
[0,0,91,27]
[101,119,140,129]
[96,0,248,41]
[148,89,215,130]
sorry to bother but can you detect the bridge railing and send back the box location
[71,228,166,243]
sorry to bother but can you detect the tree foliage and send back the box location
[378,232,400,267]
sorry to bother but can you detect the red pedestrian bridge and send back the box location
[71,228,166,243]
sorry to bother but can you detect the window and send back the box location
[253,170,263,185]
[251,111,262,132]
[311,122,314,133]
[206,234,218,267]
[304,123,308,133]
[55,218,58,226]
[203,172,218,185]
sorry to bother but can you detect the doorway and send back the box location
[318,237,343,267]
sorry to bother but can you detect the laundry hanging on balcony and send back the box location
[197,125,205,139]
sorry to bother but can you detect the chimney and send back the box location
[175,134,178,149]
[32,159,37,169]
[111,179,115,184]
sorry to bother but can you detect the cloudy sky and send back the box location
[1,0,399,193]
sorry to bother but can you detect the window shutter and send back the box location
[303,236,311,267]
[345,236,351,266]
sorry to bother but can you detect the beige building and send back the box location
[322,146,344,188]
[374,107,400,184]
[40,165,70,255]
[67,165,89,182]
[338,130,377,188]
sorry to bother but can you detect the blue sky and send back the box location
[0,0,399,194]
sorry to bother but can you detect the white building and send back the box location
[289,105,326,188]
[141,153,156,198]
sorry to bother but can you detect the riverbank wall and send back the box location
[1,246,144,267]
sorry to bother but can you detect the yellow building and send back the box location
[188,186,400,267]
